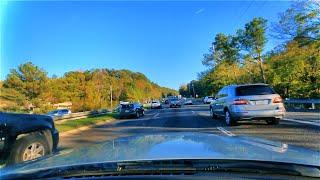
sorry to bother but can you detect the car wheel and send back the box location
[225,110,236,126]
[266,118,279,125]
[141,111,145,116]
[7,133,51,165]
[210,108,217,119]
[136,111,140,118]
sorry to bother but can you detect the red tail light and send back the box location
[273,96,283,103]
[233,99,249,105]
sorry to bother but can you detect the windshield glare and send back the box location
[1,0,319,178]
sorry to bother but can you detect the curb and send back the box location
[59,118,116,137]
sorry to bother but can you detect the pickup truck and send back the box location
[0,112,59,165]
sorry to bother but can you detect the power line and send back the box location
[233,0,255,29]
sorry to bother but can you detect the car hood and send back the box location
[3,132,320,173]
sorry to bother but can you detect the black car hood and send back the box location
[3,132,320,173]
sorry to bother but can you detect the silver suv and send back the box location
[210,84,285,126]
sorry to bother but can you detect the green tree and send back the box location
[267,40,320,98]
[3,62,48,100]
[2,63,178,112]
[272,0,320,45]
[202,33,240,67]
[179,84,190,97]
[238,17,268,83]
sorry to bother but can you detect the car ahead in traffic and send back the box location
[47,109,71,118]
[203,96,214,104]
[169,98,181,108]
[210,84,285,126]
[118,103,144,119]
[0,112,59,166]
[2,132,320,179]
[184,99,193,105]
[151,101,162,109]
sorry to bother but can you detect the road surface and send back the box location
[59,104,320,153]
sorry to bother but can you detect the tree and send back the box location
[178,85,188,97]
[3,62,48,100]
[272,0,320,45]
[238,17,268,83]
[267,40,320,98]
[202,33,240,67]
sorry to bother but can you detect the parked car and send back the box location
[169,98,181,108]
[151,100,162,109]
[118,103,144,119]
[203,96,214,104]
[209,84,285,126]
[0,112,59,165]
[47,109,71,118]
[184,99,193,105]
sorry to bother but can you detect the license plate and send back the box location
[254,100,268,105]
[125,110,129,112]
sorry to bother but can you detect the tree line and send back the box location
[180,0,319,99]
[0,63,177,113]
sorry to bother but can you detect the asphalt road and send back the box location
[59,104,320,153]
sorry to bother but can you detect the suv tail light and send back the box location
[273,96,283,103]
[233,99,249,105]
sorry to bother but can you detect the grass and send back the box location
[55,113,116,133]
[143,103,151,109]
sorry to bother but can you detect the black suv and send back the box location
[0,112,59,165]
[118,103,144,119]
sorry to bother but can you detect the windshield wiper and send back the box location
[2,159,320,179]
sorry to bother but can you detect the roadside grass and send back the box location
[55,113,117,132]
[143,103,151,109]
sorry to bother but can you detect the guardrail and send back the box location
[53,110,110,124]
[284,98,320,110]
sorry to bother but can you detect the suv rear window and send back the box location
[121,104,134,109]
[236,85,275,96]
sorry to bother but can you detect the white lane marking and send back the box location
[153,113,159,118]
[283,118,320,127]
[217,127,236,137]
[191,111,195,114]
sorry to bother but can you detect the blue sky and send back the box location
[1,1,291,90]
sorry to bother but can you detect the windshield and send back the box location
[1,0,319,178]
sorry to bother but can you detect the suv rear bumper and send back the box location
[151,105,162,109]
[230,109,285,120]
[170,104,181,108]
[119,112,136,118]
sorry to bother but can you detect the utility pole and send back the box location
[110,85,113,109]
[192,83,196,98]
